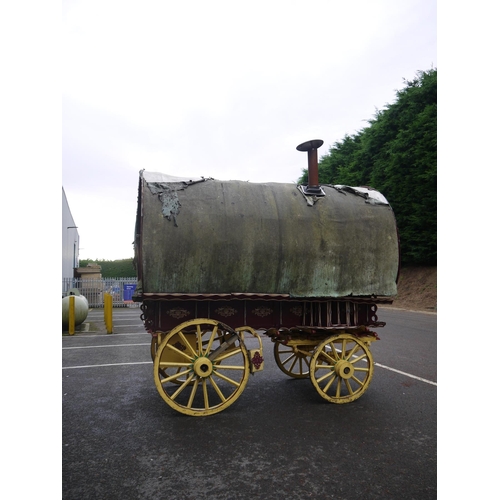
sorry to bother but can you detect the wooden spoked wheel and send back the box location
[273,342,315,379]
[309,334,374,404]
[151,335,163,377]
[153,319,250,416]
[150,335,160,361]
[151,334,188,382]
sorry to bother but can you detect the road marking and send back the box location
[85,322,143,326]
[62,345,437,386]
[331,347,437,387]
[62,332,148,338]
[104,323,143,327]
[63,361,151,370]
[62,343,150,350]
[375,362,437,386]
[61,357,437,386]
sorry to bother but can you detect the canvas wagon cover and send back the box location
[133,171,399,299]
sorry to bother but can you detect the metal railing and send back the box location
[62,277,139,308]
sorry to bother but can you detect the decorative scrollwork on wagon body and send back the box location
[214,306,238,317]
[167,307,190,319]
[251,351,264,370]
[289,306,303,317]
[251,307,273,317]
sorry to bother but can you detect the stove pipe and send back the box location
[296,139,324,196]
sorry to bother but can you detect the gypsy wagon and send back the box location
[133,140,400,416]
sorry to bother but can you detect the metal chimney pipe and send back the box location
[296,139,324,195]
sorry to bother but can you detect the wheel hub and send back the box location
[192,356,213,378]
[293,346,308,358]
[334,359,354,379]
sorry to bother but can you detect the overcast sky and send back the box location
[62,0,437,261]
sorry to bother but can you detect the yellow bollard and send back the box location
[109,294,113,333]
[68,295,75,336]
[104,292,113,334]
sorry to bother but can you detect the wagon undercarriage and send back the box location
[142,296,386,416]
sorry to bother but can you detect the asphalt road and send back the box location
[62,306,437,499]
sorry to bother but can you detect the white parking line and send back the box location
[62,342,436,386]
[62,332,149,338]
[62,354,437,386]
[106,323,143,326]
[62,343,150,350]
[63,361,151,370]
[330,347,437,387]
[375,362,437,386]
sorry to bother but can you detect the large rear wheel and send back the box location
[154,319,250,416]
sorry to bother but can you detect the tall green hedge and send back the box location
[299,69,437,266]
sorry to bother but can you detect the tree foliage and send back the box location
[299,69,437,266]
[78,259,136,278]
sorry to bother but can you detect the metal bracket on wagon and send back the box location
[236,326,265,373]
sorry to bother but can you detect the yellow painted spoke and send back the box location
[289,355,299,372]
[341,340,347,358]
[170,374,195,400]
[303,361,309,375]
[329,343,340,361]
[214,364,245,370]
[323,372,337,393]
[351,353,368,364]
[160,368,192,385]
[299,358,306,375]
[202,379,209,409]
[187,379,200,409]
[174,330,197,357]
[196,325,203,353]
[315,363,334,372]
[335,378,342,398]
[159,361,191,368]
[316,369,335,384]
[165,343,193,362]
[351,375,365,387]
[345,344,361,361]
[213,370,242,388]
[353,366,370,373]
[319,349,337,366]
[282,352,296,366]
[209,376,227,403]
[345,379,354,395]
[212,346,243,363]
[203,325,219,355]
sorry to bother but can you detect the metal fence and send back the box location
[62,277,139,308]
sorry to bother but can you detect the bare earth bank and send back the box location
[385,266,437,313]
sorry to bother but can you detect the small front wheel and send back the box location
[309,334,374,404]
[273,341,315,379]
